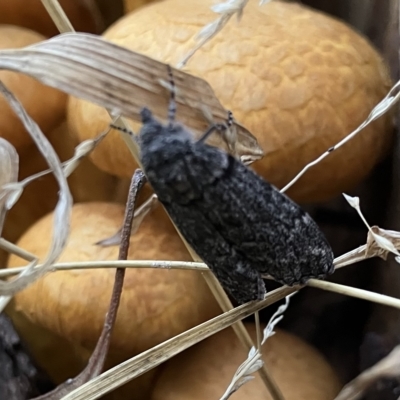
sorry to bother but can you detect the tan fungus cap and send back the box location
[68,0,393,203]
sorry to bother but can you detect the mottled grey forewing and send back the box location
[140,116,334,304]
[161,198,266,304]
[177,142,334,285]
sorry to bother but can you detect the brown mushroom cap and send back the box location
[0,0,98,37]
[1,122,123,248]
[68,0,392,203]
[124,0,159,13]
[7,202,220,356]
[0,25,67,149]
[151,324,342,400]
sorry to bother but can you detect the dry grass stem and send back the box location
[0,82,72,302]
[0,27,272,397]
[220,346,263,400]
[307,280,400,309]
[281,79,400,193]
[41,0,75,33]
[171,231,284,400]
[4,4,397,400]
[334,345,400,400]
[29,7,276,398]
[2,129,109,210]
[220,294,294,400]
[33,171,147,400]
[0,138,18,235]
[0,239,376,278]
[0,33,262,162]
[60,286,296,400]
[0,239,36,263]
[333,245,368,268]
[178,0,249,68]
[343,194,400,260]
[0,260,208,278]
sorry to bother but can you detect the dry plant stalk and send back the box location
[0,33,262,163]
[220,294,295,400]
[334,345,400,400]
[178,0,280,68]
[0,82,72,305]
[0,30,275,394]
[0,2,398,399]
[4,3,276,397]
[60,286,296,400]
[178,0,249,68]
[0,138,18,237]
[282,80,400,193]
[33,170,147,400]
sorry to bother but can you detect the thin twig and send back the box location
[0,238,36,262]
[307,280,400,309]
[175,237,284,400]
[178,0,249,68]
[41,0,75,33]
[255,311,261,352]
[61,286,296,400]
[0,243,371,278]
[0,82,72,303]
[32,170,147,400]
[0,260,208,278]
[282,79,400,193]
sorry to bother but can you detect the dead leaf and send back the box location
[0,33,263,162]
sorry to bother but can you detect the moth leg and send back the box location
[212,263,266,305]
[197,111,238,156]
[197,122,228,144]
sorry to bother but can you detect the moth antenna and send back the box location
[109,123,140,144]
[110,123,134,135]
[226,110,233,127]
[167,65,177,128]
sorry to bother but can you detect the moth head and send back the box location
[139,107,194,151]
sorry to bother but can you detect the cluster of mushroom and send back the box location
[0,0,394,399]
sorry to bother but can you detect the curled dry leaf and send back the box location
[0,82,72,298]
[220,294,294,400]
[343,193,400,260]
[335,345,400,400]
[0,138,19,235]
[366,226,400,260]
[0,33,263,163]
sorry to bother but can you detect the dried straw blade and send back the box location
[307,280,400,309]
[0,138,18,236]
[61,286,296,400]
[334,345,400,400]
[0,81,72,298]
[0,33,263,161]
[0,27,279,396]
